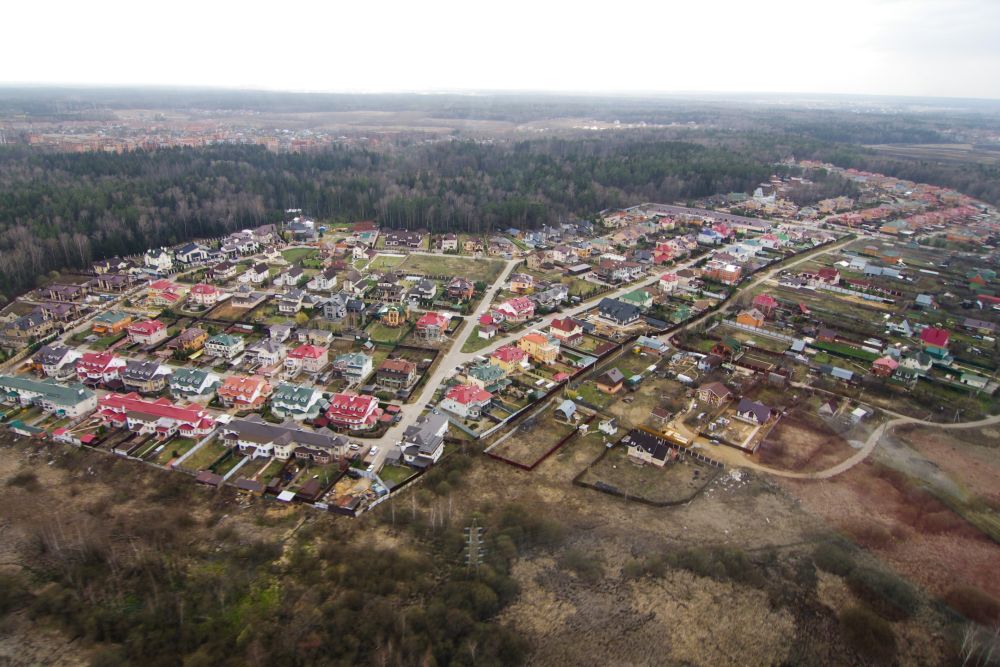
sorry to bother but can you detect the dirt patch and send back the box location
[894,424,1000,506]
[576,443,715,505]
[756,411,857,473]
[780,460,1000,603]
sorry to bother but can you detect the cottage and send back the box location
[285,344,329,374]
[401,411,449,467]
[172,327,208,353]
[624,430,672,467]
[518,332,560,364]
[121,360,172,394]
[98,393,215,439]
[169,368,221,400]
[598,298,641,327]
[415,312,450,342]
[0,375,97,418]
[270,383,326,420]
[218,375,272,410]
[447,276,475,301]
[596,368,625,394]
[189,283,222,307]
[76,351,127,386]
[735,398,773,425]
[92,310,133,336]
[376,358,418,391]
[440,384,492,419]
[325,393,382,430]
[205,334,245,360]
[490,345,528,374]
[697,382,732,406]
[31,344,82,381]
[127,319,168,346]
[224,414,349,460]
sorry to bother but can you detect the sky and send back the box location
[4,0,1000,99]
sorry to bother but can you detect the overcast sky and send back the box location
[4,0,999,99]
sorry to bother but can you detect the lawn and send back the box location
[571,382,616,409]
[281,247,318,263]
[491,409,577,466]
[366,322,409,344]
[398,254,505,283]
[179,438,230,471]
[461,329,494,353]
[812,340,879,362]
[379,463,416,487]
[91,332,126,350]
[153,437,198,465]
[367,254,407,271]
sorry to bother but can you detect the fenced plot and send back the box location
[575,444,719,506]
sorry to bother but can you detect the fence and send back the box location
[486,413,597,471]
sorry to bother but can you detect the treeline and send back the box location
[0,139,770,298]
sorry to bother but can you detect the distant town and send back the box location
[0,159,997,517]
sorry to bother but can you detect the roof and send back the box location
[288,344,327,359]
[378,358,416,374]
[736,398,772,422]
[128,319,166,335]
[444,384,493,405]
[622,429,670,462]
[920,327,950,347]
[598,297,640,323]
[100,392,214,427]
[226,414,347,449]
[491,345,527,363]
[550,317,580,333]
[402,412,449,453]
[208,333,242,347]
[416,312,449,329]
[699,382,731,399]
[599,368,625,385]
[0,375,95,406]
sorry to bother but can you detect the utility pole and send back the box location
[464,519,486,574]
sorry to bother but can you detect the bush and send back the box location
[558,549,604,583]
[847,566,920,620]
[666,546,764,588]
[840,605,897,665]
[813,542,856,577]
[944,585,1000,626]
[5,470,39,490]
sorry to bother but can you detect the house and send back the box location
[127,319,168,346]
[273,266,305,288]
[91,310,132,336]
[509,273,535,294]
[518,332,560,364]
[736,309,766,328]
[277,289,307,314]
[447,276,475,301]
[121,360,173,394]
[0,311,55,346]
[735,398,773,425]
[440,234,458,252]
[270,383,326,420]
[962,317,997,335]
[478,324,497,340]
[47,283,89,302]
[31,344,82,381]
[898,352,934,379]
[555,399,577,421]
[169,368,221,400]
[697,382,732,406]
[634,336,669,356]
[144,248,173,273]
[172,327,208,353]
[97,393,215,439]
[465,363,509,393]
[598,298,640,327]
[307,267,339,291]
[401,412,449,467]
[76,352,127,386]
[325,393,382,430]
[752,294,778,317]
[189,283,222,307]
[659,273,679,293]
[463,237,485,254]
[490,345,528,374]
[408,279,437,303]
[218,375,272,410]
[802,267,840,286]
[383,229,424,248]
[414,311,450,342]
[379,304,408,328]
[596,368,625,394]
[711,337,743,360]
[296,329,334,347]
[534,284,569,309]
[620,289,653,310]
[174,242,210,265]
[208,261,238,282]
[549,317,583,343]
[0,375,97,418]
[332,352,373,384]
[871,356,899,378]
[285,344,329,374]
[238,263,270,285]
[495,297,535,323]
[145,279,188,307]
[376,358,418,391]
[919,327,950,359]
[698,354,723,372]
[205,334,245,360]
[92,273,136,293]
[440,384,492,419]
[223,415,349,461]
[915,294,935,309]
[245,339,286,368]
[624,429,672,467]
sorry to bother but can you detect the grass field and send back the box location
[367,254,407,271]
[379,464,416,487]
[398,254,505,283]
[152,437,198,465]
[366,322,409,344]
[491,410,577,466]
[461,329,494,353]
[281,248,318,264]
[179,438,230,471]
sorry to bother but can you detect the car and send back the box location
[349,443,360,451]
[370,446,379,455]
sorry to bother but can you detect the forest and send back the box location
[0,138,773,299]
[1,95,1000,300]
